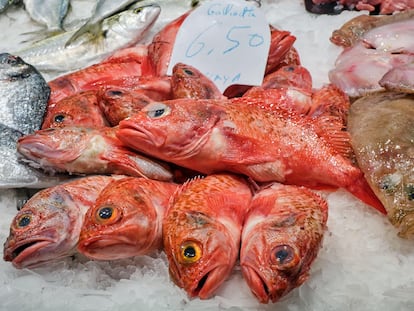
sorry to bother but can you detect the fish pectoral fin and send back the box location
[64,21,102,47]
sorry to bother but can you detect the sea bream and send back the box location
[240,182,328,303]
[348,92,414,239]
[78,177,178,260]
[117,97,385,213]
[3,175,116,269]
[13,3,161,73]
[163,174,253,299]
[23,0,69,34]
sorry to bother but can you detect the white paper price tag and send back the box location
[167,0,271,93]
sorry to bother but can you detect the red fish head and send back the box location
[240,227,306,303]
[261,65,313,91]
[17,127,90,169]
[78,178,175,260]
[117,99,223,167]
[171,63,225,100]
[3,188,80,269]
[164,210,239,299]
[41,90,109,129]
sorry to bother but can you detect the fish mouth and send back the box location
[188,264,231,299]
[4,238,55,269]
[241,264,289,303]
[118,120,165,149]
[78,234,140,260]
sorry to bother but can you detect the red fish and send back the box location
[240,182,328,303]
[98,88,154,126]
[171,63,225,100]
[17,126,173,181]
[163,174,253,299]
[78,177,178,260]
[3,175,116,268]
[117,98,386,213]
[41,90,110,129]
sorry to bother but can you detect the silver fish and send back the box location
[14,3,161,73]
[348,92,414,239]
[65,0,144,46]
[0,0,20,13]
[23,0,69,32]
[0,53,49,135]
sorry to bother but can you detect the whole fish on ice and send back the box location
[117,97,385,213]
[23,0,69,34]
[240,182,328,303]
[78,177,177,260]
[3,175,116,269]
[17,126,174,181]
[13,3,161,73]
[163,174,253,299]
[348,92,414,239]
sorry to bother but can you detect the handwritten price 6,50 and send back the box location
[185,23,265,58]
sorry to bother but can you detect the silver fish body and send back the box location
[0,53,49,135]
[23,0,69,31]
[14,3,161,73]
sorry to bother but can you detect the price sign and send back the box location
[167,0,271,93]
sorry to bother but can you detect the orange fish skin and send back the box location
[117,98,385,213]
[171,63,226,100]
[17,126,173,181]
[78,177,178,260]
[98,88,154,126]
[240,182,328,303]
[41,90,110,129]
[163,174,253,299]
[3,175,116,269]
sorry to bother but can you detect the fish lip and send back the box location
[188,264,231,299]
[241,264,278,303]
[78,234,138,259]
[119,121,164,148]
[4,237,56,269]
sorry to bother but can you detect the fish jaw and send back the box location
[3,230,64,269]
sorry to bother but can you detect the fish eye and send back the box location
[54,114,66,123]
[406,184,414,201]
[133,7,143,14]
[145,102,170,119]
[106,89,124,97]
[95,206,120,224]
[271,245,300,270]
[179,241,202,264]
[15,213,32,229]
[284,66,295,72]
[183,68,194,76]
[379,173,401,195]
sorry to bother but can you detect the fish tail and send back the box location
[346,176,386,214]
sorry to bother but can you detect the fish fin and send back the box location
[64,21,101,47]
[102,148,173,181]
[168,175,205,207]
[19,29,66,44]
[311,115,354,159]
[346,175,386,214]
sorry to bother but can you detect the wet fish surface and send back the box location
[240,182,328,303]
[23,0,70,32]
[13,3,161,73]
[348,92,414,239]
[3,175,116,269]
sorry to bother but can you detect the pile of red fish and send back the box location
[3,9,387,304]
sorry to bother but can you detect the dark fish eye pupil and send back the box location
[154,109,164,117]
[54,114,65,123]
[284,66,295,72]
[275,248,290,264]
[18,216,31,227]
[406,185,414,201]
[183,68,194,76]
[184,246,196,258]
[107,90,123,97]
[99,207,113,219]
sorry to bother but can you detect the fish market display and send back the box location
[379,62,414,93]
[17,126,173,181]
[163,174,253,299]
[78,177,178,260]
[240,182,328,303]
[23,0,69,33]
[329,13,414,97]
[117,97,385,213]
[13,3,161,72]
[306,0,414,14]
[348,92,414,239]
[3,175,116,268]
